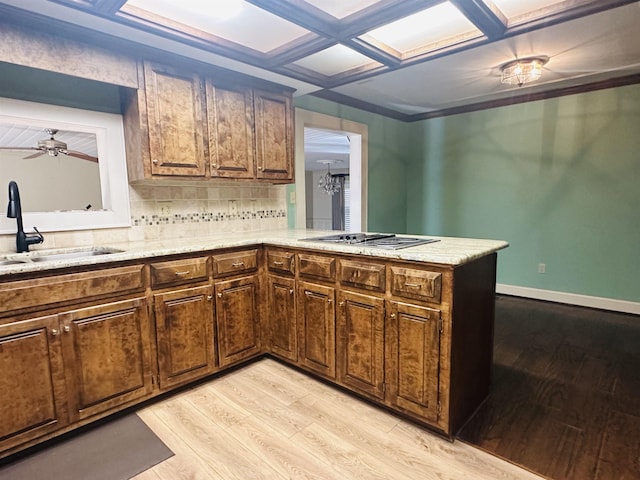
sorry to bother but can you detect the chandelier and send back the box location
[501,56,548,87]
[317,160,341,196]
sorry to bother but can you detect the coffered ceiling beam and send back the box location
[342,38,402,67]
[450,0,506,39]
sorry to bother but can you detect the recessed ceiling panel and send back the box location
[491,0,581,23]
[363,2,482,56]
[303,0,383,19]
[123,0,310,53]
[292,44,382,76]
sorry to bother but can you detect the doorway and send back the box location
[294,109,368,232]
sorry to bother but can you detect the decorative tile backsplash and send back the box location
[0,183,288,252]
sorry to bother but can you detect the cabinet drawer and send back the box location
[0,265,145,316]
[150,257,209,288]
[266,250,295,275]
[298,253,335,281]
[212,249,258,277]
[339,259,385,292]
[390,267,442,303]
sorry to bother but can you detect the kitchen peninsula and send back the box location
[0,229,507,459]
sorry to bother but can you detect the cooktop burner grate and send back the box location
[301,233,439,250]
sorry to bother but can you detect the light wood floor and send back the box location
[132,358,542,480]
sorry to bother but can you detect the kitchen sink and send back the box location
[0,259,28,266]
[0,247,124,266]
[30,248,123,262]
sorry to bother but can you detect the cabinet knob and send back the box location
[289,289,294,295]
[207,295,213,300]
[327,298,333,304]
[217,292,223,298]
[212,163,218,168]
[339,301,345,307]
[390,313,397,319]
[51,328,60,336]
[63,325,71,333]
[257,166,263,171]
[152,159,159,164]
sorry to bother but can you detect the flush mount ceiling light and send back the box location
[500,56,549,87]
[317,159,342,196]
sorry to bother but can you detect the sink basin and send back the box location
[0,259,28,266]
[0,247,124,266]
[30,248,123,263]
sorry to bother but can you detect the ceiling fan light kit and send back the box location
[501,56,549,87]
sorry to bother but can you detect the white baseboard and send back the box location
[496,284,640,315]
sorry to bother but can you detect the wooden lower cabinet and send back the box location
[215,275,261,368]
[297,281,336,378]
[154,285,216,389]
[386,301,442,424]
[267,275,297,362]
[336,291,385,399]
[59,297,154,422]
[0,315,69,452]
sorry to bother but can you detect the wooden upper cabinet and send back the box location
[206,80,255,179]
[143,61,206,177]
[254,89,294,182]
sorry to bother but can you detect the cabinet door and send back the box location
[215,276,260,368]
[60,298,153,422]
[206,80,255,179]
[297,281,335,378]
[337,291,385,399]
[0,315,69,452]
[154,285,215,390]
[386,301,441,423]
[267,275,296,361]
[144,61,206,176]
[254,89,293,181]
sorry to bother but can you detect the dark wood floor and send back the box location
[458,295,640,480]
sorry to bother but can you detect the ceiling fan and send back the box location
[0,128,98,162]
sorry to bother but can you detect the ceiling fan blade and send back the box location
[23,150,45,159]
[63,150,99,163]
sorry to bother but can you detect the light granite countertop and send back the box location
[0,229,509,276]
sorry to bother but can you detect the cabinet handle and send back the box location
[51,328,60,336]
[405,283,421,288]
[232,262,245,268]
[339,301,345,307]
[175,270,191,276]
[207,295,213,300]
[390,313,397,319]
[273,261,284,266]
[152,159,159,164]
[217,292,223,298]
[212,163,218,168]
[327,298,333,304]
[305,291,312,296]
[289,289,294,295]
[258,166,263,171]
[63,325,71,333]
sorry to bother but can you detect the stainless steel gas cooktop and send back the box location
[301,233,439,250]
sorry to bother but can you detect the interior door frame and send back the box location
[295,108,368,232]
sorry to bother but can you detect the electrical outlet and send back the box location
[158,201,172,216]
[228,200,238,215]
[538,263,546,274]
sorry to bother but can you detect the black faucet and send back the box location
[7,181,44,253]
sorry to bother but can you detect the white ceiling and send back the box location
[0,0,639,119]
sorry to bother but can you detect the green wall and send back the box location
[294,96,411,233]
[296,84,640,303]
[408,85,640,302]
